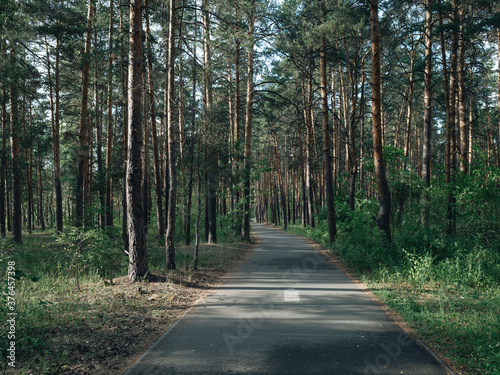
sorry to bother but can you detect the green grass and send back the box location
[0,220,251,374]
[282,219,500,375]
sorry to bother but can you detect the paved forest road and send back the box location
[124,223,452,375]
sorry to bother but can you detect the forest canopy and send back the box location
[0,0,499,277]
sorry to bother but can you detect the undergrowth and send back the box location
[283,156,500,375]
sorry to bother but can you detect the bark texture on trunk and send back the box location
[76,0,95,229]
[127,0,148,281]
[370,0,392,244]
[106,0,115,227]
[319,16,336,244]
[243,0,255,241]
[421,0,433,226]
[165,0,177,270]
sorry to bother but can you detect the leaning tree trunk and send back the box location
[319,10,336,244]
[369,0,392,244]
[165,0,177,270]
[127,0,148,281]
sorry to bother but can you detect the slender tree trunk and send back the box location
[421,0,433,226]
[370,0,392,244]
[45,37,63,232]
[54,40,63,231]
[404,44,415,165]
[319,15,336,244]
[193,145,202,269]
[76,0,95,229]
[202,0,217,244]
[26,100,33,233]
[498,28,500,162]
[120,0,129,249]
[10,48,22,243]
[143,88,150,230]
[458,11,468,175]
[303,68,315,228]
[185,14,198,245]
[95,30,105,229]
[106,0,115,227]
[347,57,359,212]
[233,17,242,237]
[145,0,164,238]
[0,86,6,237]
[243,0,255,241]
[165,0,177,270]
[468,88,473,168]
[446,0,459,235]
[38,154,45,231]
[127,0,148,281]
[331,67,340,187]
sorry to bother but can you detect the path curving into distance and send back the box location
[124,223,453,375]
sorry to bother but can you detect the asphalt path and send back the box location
[124,223,453,375]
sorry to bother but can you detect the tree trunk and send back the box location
[10,48,22,243]
[458,11,468,175]
[76,0,95,229]
[369,0,392,244]
[143,88,150,230]
[38,154,45,231]
[95,29,105,229]
[303,68,315,228]
[120,0,129,249]
[165,0,177,270]
[421,0,433,226]
[347,54,360,212]
[331,67,340,187]
[127,0,148,281]
[498,28,500,162]
[186,13,198,245]
[145,0,164,238]
[45,37,63,232]
[233,12,242,237]
[202,0,217,244]
[243,0,255,241]
[106,0,115,228]
[404,43,415,165]
[27,100,34,233]
[319,14,336,244]
[446,0,459,235]
[0,86,6,237]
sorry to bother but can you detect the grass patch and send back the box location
[0,227,254,375]
[282,219,500,375]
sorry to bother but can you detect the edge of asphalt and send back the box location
[123,223,459,375]
[264,223,460,375]
[122,235,262,375]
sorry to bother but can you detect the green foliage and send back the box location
[56,227,126,279]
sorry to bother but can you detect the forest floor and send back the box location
[0,231,256,375]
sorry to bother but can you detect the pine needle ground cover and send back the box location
[0,229,254,375]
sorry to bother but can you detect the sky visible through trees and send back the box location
[0,0,499,277]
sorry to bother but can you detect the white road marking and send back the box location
[284,289,300,302]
